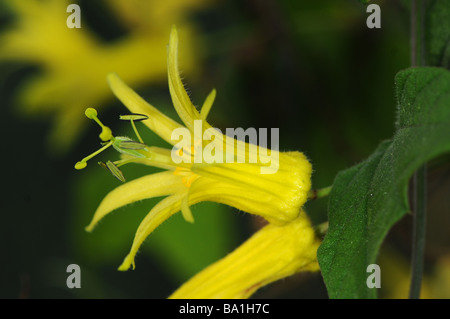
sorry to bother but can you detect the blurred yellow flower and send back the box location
[106,0,212,32]
[169,213,320,299]
[77,26,312,271]
[379,248,450,299]
[0,0,205,152]
[378,247,431,299]
[427,255,450,298]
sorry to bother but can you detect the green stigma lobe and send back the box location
[85,108,98,119]
[75,161,87,170]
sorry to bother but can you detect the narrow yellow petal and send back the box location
[169,213,320,299]
[118,191,186,271]
[85,171,185,232]
[200,89,216,120]
[167,25,201,130]
[118,182,215,271]
[107,72,184,145]
[180,195,195,223]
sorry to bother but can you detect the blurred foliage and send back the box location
[1,0,449,299]
[426,0,450,68]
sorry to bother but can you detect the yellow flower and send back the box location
[0,0,202,152]
[169,213,320,299]
[76,26,312,271]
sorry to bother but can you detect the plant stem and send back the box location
[411,0,417,66]
[307,186,332,200]
[409,165,427,299]
[409,0,427,299]
[315,221,329,237]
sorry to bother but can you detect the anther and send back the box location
[119,114,149,121]
[117,140,147,150]
[98,161,126,182]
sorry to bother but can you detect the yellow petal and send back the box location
[107,72,184,145]
[190,151,312,224]
[85,171,185,232]
[118,178,225,271]
[169,212,320,299]
[180,194,195,223]
[167,25,201,131]
[118,193,186,270]
[200,89,216,120]
[118,191,190,270]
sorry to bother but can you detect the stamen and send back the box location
[74,140,113,170]
[112,136,146,158]
[146,147,179,166]
[98,160,126,182]
[119,113,147,143]
[130,120,144,144]
[117,140,147,150]
[112,158,137,167]
[85,107,113,142]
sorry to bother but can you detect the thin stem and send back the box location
[130,120,144,144]
[78,140,113,164]
[113,157,138,167]
[315,221,329,237]
[410,0,417,66]
[409,165,427,299]
[308,186,332,200]
[409,0,427,299]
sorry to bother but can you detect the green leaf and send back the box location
[317,67,450,298]
[426,0,450,68]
